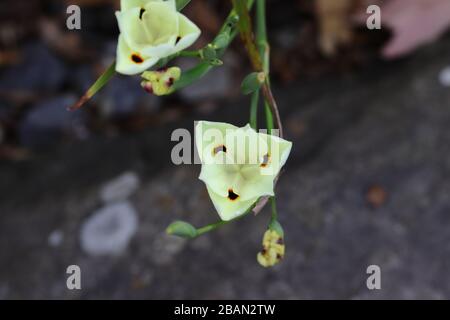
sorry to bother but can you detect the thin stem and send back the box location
[270,197,278,222]
[196,210,251,237]
[173,0,255,92]
[250,90,259,129]
[235,0,283,138]
[196,220,227,236]
[264,102,273,131]
[256,0,267,55]
[256,0,273,134]
[178,50,201,58]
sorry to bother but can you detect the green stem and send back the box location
[173,0,255,92]
[250,90,259,129]
[196,220,227,236]
[178,50,201,58]
[255,0,274,134]
[270,197,278,222]
[264,102,273,132]
[196,211,250,237]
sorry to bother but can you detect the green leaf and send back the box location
[241,72,265,95]
[166,221,198,239]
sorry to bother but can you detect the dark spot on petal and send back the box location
[166,77,175,87]
[213,144,226,155]
[139,8,146,19]
[277,238,284,245]
[261,248,267,255]
[260,153,270,168]
[131,53,144,64]
[276,254,283,260]
[176,36,182,44]
[228,189,239,201]
[144,84,153,94]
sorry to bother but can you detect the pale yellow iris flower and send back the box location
[195,121,292,221]
[116,0,201,75]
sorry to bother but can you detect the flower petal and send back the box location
[116,35,159,75]
[121,0,176,11]
[172,13,201,52]
[143,2,179,43]
[195,121,238,163]
[238,167,275,201]
[258,132,292,177]
[224,124,269,165]
[206,186,257,221]
[116,8,151,49]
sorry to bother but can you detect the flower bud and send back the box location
[141,66,181,96]
[201,44,217,61]
[241,72,265,95]
[213,33,230,50]
[166,221,198,239]
[257,228,285,267]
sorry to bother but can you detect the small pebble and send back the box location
[48,230,64,247]
[438,66,450,87]
[80,201,138,256]
[100,171,140,203]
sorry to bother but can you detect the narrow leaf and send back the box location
[68,61,116,111]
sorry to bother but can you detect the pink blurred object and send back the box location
[380,0,450,58]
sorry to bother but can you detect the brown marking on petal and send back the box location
[212,144,227,155]
[131,53,144,64]
[227,189,239,201]
[260,153,271,168]
[276,253,283,260]
[277,238,284,245]
[139,8,146,19]
[175,36,182,44]
[143,83,153,94]
[166,77,175,87]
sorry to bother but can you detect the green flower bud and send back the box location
[213,33,230,50]
[241,72,265,95]
[166,221,198,239]
[201,44,217,61]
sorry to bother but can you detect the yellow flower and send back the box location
[195,121,292,221]
[257,229,285,268]
[141,66,181,95]
[115,0,201,75]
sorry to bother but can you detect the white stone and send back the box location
[48,230,64,247]
[80,202,138,256]
[100,171,140,203]
[438,66,450,87]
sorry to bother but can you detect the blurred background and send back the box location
[0,0,450,299]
